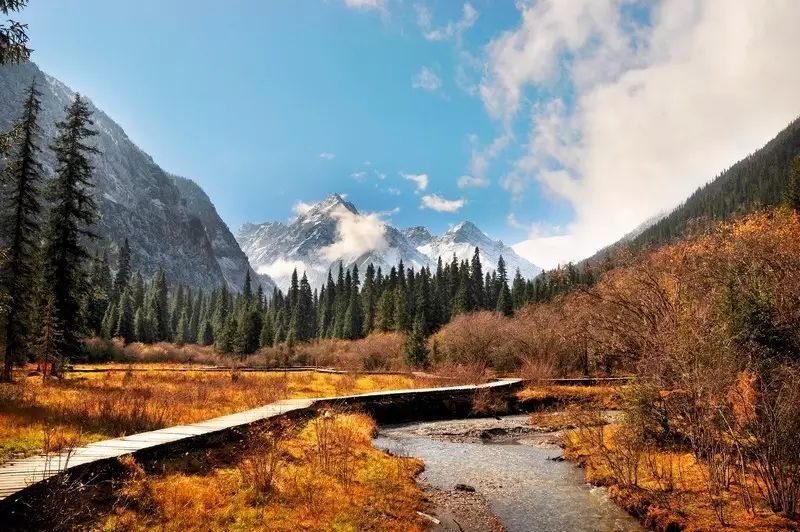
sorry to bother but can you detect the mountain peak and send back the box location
[306,193,358,217]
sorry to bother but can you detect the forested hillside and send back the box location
[593,116,800,259]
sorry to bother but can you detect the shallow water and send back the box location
[373,415,642,532]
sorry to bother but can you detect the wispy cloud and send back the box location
[412,66,442,92]
[343,0,386,12]
[421,194,465,213]
[292,201,314,216]
[416,3,477,42]
[457,174,489,189]
[479,0,800,267]
[319,152,335,160]
[401,172,429,192]
[350,171,368,181]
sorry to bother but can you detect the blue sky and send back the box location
[21,2,548,240]
[18,1,800,268]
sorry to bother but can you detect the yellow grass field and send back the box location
[564,424,796,531]
[100,413,424,531]
[0,366,417,464]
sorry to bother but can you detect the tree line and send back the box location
[89,242,553,368]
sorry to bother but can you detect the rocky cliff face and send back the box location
[238,194,541,290]
[0,62,271,293]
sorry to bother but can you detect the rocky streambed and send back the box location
[374,414,642,532]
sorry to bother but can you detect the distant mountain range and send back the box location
[237,194,541,290]
[0,62,273,293]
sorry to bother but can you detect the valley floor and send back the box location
[0,365,416,465]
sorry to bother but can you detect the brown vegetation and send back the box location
[0,367,416,464]
[101,413,424,531]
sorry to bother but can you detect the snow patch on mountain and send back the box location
[238,195,541,290]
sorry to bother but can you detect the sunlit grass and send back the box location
[0,366,416,464]
[102,414,424,531]
[564,424,797,531]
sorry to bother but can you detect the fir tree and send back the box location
[43,94,99,359]
[0,0,31,64]
[114,287,135,344]
[1,80,44,381]
[234,309,261,355]
[404,311,428,368]
[495,255,513,316]
[148,266,170,341]
[785,155,800,212]
[199,320,214,346]
[36,296,62,379]
[113,238,131,300]
[393,284,409,331]
[86,252,112,336]
[259,314,275,348]
[470,247,484,310]
[174,309,190,346]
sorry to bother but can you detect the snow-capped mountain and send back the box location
[237,194,429,290]
[238,194,541,290]
[410,221,542,279]
[0,62,271,293]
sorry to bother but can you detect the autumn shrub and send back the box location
[428,311,511,369]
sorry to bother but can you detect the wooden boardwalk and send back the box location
[0,379,522,515]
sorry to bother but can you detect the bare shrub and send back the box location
[428,312,510,370]
[238,426,285,500]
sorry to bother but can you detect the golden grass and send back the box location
[0,366,416,464]
[101,413,424,531]
[563,424,796,531]
[517,385,623,409]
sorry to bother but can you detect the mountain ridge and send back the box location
[0,62,272,293]
[238,194,541,290]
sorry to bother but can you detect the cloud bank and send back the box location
[401,172,429,192]
[320,205,389,264]
[479,0,800,268]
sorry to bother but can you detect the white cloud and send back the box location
[350,171,368,181]
[416,3,478,42]
[257,258,310,281]
[412,66,442,92]
[385,187,401,195]
[292,201,314,216]
[320,205,389,263]
[457,174,489,189]
[344,0,386,11]
[479,0,800,267]
[319,152,335,160]
[421,194,466,213]
[401,172,429,192]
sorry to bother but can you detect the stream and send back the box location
[373,415,643,532]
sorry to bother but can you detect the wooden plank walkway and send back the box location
[0,379,522,509]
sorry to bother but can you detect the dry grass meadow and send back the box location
[0,366,417,464]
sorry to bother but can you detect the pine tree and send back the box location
[174,309,190,346]
[495,255,513,316]
[234,309,261,355]
[1,80,44,381]
[470,247,484,310]
[259,314,275,347]
[785,155,800,212]
[43,95,99,359]
[0,0,31,64]
[393,284,409,331]
[148,266,170,341]
[86,252,112,336]
[452,263,472,316]
[404,311,428,368]
[113,238,131,301]
[200,320,214,346]
[115,287,135,344]
[37,296,63,379]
